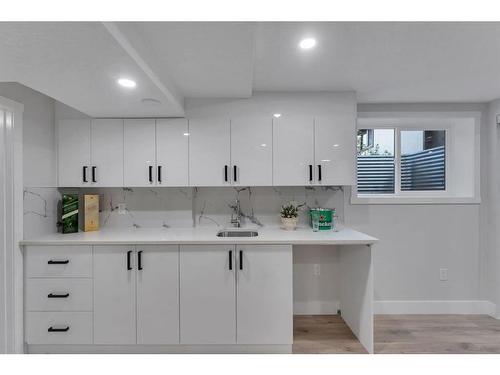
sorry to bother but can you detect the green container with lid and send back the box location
[309,208,334,230]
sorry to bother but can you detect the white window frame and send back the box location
[351,111,481,205]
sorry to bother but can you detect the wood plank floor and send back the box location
[293,315,500,354]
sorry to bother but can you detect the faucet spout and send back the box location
[230,198,242,228]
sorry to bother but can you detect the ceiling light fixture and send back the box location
[299,38,317,50]
[273,113,282,118]
[117,78,137,88]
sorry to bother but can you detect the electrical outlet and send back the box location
[439,268,448,281]
[117,203,127,215]
[313,264,321,276]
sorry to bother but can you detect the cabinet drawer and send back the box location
[25,246,92,278]
[26,312,93,344]
[26,279,92,312]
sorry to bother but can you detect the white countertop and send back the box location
[20,226,378,246]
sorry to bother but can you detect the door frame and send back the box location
[0,95,24,353]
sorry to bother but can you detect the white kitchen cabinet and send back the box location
[91,119,124,187]
[58,119,91,187]
[273,116,315,186]
[231,117,273,186]
[180,245,236,344]
[156,119,189,186]
[188,119,231,186]
[136,245,179,345]
[93,245,136,345]
[236,245,293,344]
[124,119,156,187]
[314,115,356,186]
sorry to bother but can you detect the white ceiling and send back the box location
[254,22,500,103]
[1,22,500,117]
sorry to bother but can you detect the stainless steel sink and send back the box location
[216,230,259,237]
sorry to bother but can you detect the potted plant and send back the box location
[280,202,302,231]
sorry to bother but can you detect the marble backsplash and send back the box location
[24,185,345,237]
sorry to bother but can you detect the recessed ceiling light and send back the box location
[117,78,136,88]
[183,132,190,136]
[261,143,267,147]
[333,144,339,148]
[273,113,282,118]
[299,38,317,50]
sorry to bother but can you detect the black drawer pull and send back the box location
[48,326,70,332]
[82,166,88,183]
[318,165,322,182]
[309,165,313,182]
[157,166,162,183]
[48,293,70,298]
[229,250,233,270]
[233,165,237,182]
[239,250,243,270]
[138,251,143,271]
[92,166,97,183]
[48,260,69,265]
[149,165,153,183]
[127,250,132,270]
[224,165,228,182]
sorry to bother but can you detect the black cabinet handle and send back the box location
[224,165,228,182]
[309,165,313,182]
[48,326,70,332]
[127,250,132,270]
[157,166,162,183]
[229,250,233,270]
[48,293,70,298]
[233,165,237,182]
[48,260,69,265]
[138,251,143,270]
[92,166,97,183]
[83,166,88,183]
[148,166,153,183]
[318,165,322,182]
[239,250,243,270]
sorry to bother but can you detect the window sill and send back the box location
[351,195,481,205]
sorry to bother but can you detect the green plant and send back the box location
[280,202,303,219]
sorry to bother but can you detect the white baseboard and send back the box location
[375,300,497,317]
[27,344,292,354]
[294,300,340,315]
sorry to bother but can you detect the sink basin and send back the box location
[217,230,259,237]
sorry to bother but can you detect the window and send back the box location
[357,128,395,194]
[353,113,480,204]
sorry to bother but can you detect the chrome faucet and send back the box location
[230,198,242,228]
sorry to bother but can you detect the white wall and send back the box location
[0,83,56,188]
[352,103,487,312]
[0,84,65,239]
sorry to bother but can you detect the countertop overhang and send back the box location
[20,226,378,246]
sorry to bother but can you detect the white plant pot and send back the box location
[281,217,298,231]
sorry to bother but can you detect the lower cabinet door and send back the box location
[236,245,293,344]
[180,245,236,344]
[136,245,180,344]
[93,245,136,344]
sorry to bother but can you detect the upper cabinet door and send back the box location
[91,119,124,187]
[273,116,314,186]
[124,119,156,187]
[156,119,189,187]
[58,119,91,187]
[189,119,230,186]
[314,115,356,186]
[231,117,273,186]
